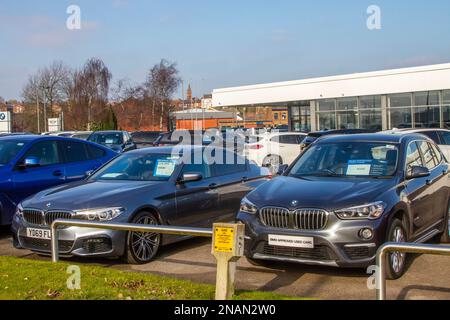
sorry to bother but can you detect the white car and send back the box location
[245,132,307,172]
[384,128,450,161]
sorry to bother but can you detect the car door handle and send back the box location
[241,177,248,182]
[209,183,218,190]
[53,170,63,177]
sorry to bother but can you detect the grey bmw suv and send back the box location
[237,133,450,279]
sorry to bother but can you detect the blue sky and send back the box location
[0,0,450,100]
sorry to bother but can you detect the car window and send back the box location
[87,145,106,159]
[420,131,441,144]
[272,135,299,145]
[24,141,60,166]
[0,140,27,165]
[429,143,443,165]
[213,151,247,176]
[417,141,438,170]
[406,142,424,176]
[438,131,450,145]
[61,141,90,163]
[88,133,124,145]
[289,142,399,177]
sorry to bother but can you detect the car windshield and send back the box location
[289,142,399,178]
[91,153,179,181]
[0,140,27,165]
[89,133,123,145]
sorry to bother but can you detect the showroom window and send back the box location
[360,110,382,130]
[317,99,336,130]
[389,93,412,107]
[290,102,311,132]
[414,91,440,106]
[318,99,336,111]
[389,93,413,129]
[360,96,382,109]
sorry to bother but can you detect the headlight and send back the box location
[74,207,125,221]
[240,197,258,215]
[335,202,385,220]
[15,203,24,218]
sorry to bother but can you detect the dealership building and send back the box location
[212,63,450,132]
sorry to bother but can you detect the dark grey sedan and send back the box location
[12,146,269,264]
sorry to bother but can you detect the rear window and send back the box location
[61,141,90,163]
[87,144,107,159]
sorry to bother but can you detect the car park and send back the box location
[88,130,137,153]
[384,128,450,161]
[0,135,116,225]
[245,132,307,173]
[131,131,161,148]
[237,133,450,279]
[12,146,270,264]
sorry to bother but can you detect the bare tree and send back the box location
[0,96,5,105]
[78,58,112,130]
[145,59,180,131]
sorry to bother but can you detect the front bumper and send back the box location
[237,210,389,268]
[12,215,127,258]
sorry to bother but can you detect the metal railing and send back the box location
[50,219,213,263]
[376,242,450,300]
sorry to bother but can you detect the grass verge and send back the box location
[0,256,297,300]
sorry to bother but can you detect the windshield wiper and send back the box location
[291,169,341,178]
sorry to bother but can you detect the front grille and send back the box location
[260,207,328,230]
[82,238,112,254]
[23,208,73,226]
[19,236,74,253]
[344,246,372,260]
[45,211,73,225]
[262,243,332,261]
[23,209,44,225]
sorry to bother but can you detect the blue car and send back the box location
[0,135,116,225]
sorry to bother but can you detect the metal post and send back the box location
[376,242,450,300]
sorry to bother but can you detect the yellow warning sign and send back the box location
[214,227,234,253]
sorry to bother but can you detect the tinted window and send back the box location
[213,151,247,176]
[62,141,90,163]
[438,131,450,145]
[88,145,106,159]
[131,132,160,143]
[0,140,26,165]
[419,131,441,144]
[417,141,438,170]
[24,141,60,166]
[406,142,424,176]
[88,133,124,145]
[430,143,443,164]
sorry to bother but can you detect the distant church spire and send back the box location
[187,84,192,101]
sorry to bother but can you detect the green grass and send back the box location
[0,256,296,300]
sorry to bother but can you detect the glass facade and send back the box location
[241,90,450,133]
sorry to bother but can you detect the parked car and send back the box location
[0,132,34,137]
[299,129,378,153]
[131,131,161,148]
[237,133,449,279]
[384,128,450,161]
[87,131,137,153]
[12,146,270,264]
[0,135,116,225]
[245,132,307,173]
[70,132,92,140]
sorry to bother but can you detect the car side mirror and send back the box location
[21,156,40,169]
[277,164,289,175]
[178,173,203,183]
[406,166,430,180]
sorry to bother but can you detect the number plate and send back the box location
[26,228,52,240]
[268,234,314,249]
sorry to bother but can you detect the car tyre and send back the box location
[125,211,161,264]
[385,218,408,280]
[440,201,450,243]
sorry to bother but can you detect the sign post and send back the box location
[0,111,12,133]
[212,223,245,300]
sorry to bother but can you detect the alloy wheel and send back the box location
[390,226,406,274]
[130,215,160,262]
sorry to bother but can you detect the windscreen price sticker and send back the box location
[214,227,234,253]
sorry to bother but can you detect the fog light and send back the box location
[359,228,374,240]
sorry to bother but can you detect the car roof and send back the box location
[125,145,221,155]
[316,133,429,144]
[0,134,114,147]
[384,128,450,134]
[90,130,125,134]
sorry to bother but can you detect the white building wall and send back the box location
[213,63,450,107]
